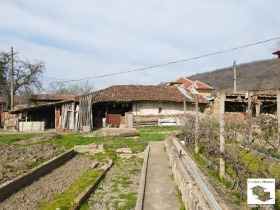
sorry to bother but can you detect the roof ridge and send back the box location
[194,80,214,89]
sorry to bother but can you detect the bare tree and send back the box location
[0,50,45,109]
[45,81,95,96]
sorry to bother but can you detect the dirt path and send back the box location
[144,141,181,210]
[0,155,96,210]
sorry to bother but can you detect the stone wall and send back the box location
[2,112,21,127]
[165,135,238,210]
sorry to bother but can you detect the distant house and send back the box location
[169,77,214,97]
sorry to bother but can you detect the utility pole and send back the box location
[11,46,14,110]
[220,91,225,177]
[277,90,280,148]
[233,60,236,93]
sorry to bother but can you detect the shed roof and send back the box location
[227,90,276,97]
[9,99,76,114]
[30,94,76,101]
[82,85,208,104]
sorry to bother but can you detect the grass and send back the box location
[0,133,43,144]
[176,186,186,210]
[39,169,103,210]
[137,126,182,133]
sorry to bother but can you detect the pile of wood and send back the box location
[134,114,183,127]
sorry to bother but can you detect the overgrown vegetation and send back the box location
[182,113,280,208]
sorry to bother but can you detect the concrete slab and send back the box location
[143,141,181,210]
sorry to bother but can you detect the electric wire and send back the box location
[42,36,280,85]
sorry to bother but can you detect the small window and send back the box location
[158,107,162,114]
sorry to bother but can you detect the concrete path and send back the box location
[144,141,181,210]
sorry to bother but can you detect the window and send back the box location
[158,107,162,114]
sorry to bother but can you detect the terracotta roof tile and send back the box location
[84,85,208,103]
[174,77,194,88]
[189,80,214,90]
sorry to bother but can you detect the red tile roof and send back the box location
[174,77,194,88]
[84,85,208,104]
[172,77,214,90]
[189,80,214,90]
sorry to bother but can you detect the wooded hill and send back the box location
[187,58,280,95]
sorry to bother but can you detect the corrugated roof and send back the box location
[82,85,208,104]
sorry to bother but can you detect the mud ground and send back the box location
[0,143,67,184]
[0,155,96,210]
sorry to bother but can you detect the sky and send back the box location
[0,0,279,91]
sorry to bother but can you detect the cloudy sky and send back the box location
[0,0,279,91]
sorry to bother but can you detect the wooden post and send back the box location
[220,91,225,177]
[11,47,14,110]
[233,60,236,93]
[247,91,252,142]
[277,89,280,147]
[70,102,75,130]
[195,97,199,153]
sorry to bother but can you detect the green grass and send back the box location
[137,126,182,133]
[0,133,43,144]
[4,165,12,169]
[176,186,186,210]
[39,169,103,210]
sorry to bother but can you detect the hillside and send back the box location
[187,58,280,94]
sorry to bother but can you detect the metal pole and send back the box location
[233,60,236,93]
[11,46,14,110]
[219,91,225,177]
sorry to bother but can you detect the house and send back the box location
[78,85,209,129]
[9,85,209,131]
[169,77,214,97]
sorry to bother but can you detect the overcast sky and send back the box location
[0,0,279,91]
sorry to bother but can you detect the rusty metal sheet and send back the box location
[108,114,121,127]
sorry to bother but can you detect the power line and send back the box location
[39,36,280,84]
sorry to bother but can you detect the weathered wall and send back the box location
[2,112,22,127]
[197,89,212,97]
[132,101,195,115]
[165,135,238,210]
